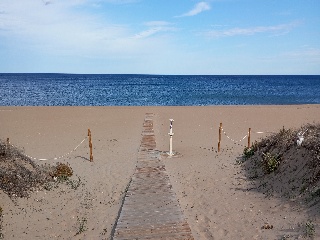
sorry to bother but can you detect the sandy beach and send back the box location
[0,105,319,239]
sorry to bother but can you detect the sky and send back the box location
[0,0,319,74]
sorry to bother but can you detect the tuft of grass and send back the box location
[300,184,308,194]
[243,146,255,159]
[75,216,87,236]
[44,175,82,191]
[262,152,281,174]
[66,176,82,190]
[305,220,315,238]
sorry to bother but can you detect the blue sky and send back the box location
[0,0,319,74]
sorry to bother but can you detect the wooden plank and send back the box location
[112,114,194,240]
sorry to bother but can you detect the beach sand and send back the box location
[0,105,319,239]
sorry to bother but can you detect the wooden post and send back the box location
[218,123,222,152]
[248,128,251,148]
[88,129,93,162]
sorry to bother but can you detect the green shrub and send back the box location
[66,176,82,190]
[305,220,315,238]
[243,146,255,159]
[263,152,281,174]
[75,217,87,236]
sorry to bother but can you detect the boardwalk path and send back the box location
[113,113,194,240]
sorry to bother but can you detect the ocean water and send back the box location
[0,74,320,106]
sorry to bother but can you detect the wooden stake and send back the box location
[218,123,222,152]
[248,128,251,148]
[88,129,93,162]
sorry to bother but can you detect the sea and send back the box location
[1,74,320,106]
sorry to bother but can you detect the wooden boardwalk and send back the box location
[113,113,194,240]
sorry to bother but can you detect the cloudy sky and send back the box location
[0,0,319,74]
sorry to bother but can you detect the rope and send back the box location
[255,131,275,134]
[221,128,248,144]
[9,137,87,161]
[298,128,308,136]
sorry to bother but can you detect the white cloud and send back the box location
[204,21,300,38]
[0,0,163,57]
[133,21,176,39]
[177,2,211,17]
[282,47,320,59]
[0,0,184,74]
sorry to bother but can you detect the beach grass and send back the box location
[242,123,320,209]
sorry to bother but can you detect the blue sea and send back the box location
[1,74,320,106]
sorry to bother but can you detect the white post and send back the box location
[168,119,174,156]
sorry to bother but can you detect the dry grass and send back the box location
[0,140,79,239]
[242,123,320,211]
[0,140,51,200]
[0,140,74,200]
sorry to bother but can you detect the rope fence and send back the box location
[3,120,310,160]
[222,128,248,144]
[5,129,93,162]
[217,123,310,152]
[217,122,277,152]
[23,137,87,161]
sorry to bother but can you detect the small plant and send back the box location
[279,126,287,135]
[263,152,281,174]
[300,185,308,194]
[67,176,82,190]
[51,162,73,181]
[44,176,81,191]
[243,146,255,159]
[75,216,87,236]
[43,182,54,191]
[305,220,315,238]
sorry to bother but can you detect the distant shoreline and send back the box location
[3,103,318,107]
